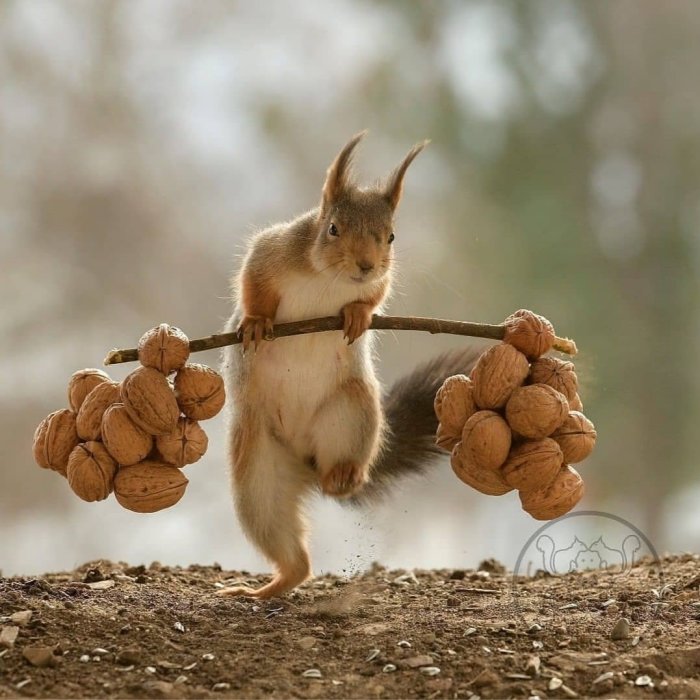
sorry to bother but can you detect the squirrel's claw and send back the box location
[238,316,274,352]
[341,303,373,344]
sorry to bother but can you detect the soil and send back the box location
[0,555,698,699]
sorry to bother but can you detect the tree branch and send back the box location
[103,314,578,365]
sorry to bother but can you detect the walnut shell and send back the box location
[138,324,190,375]
[529,357,578,401]
[451,443,513,496]
[436,423,462,453]
[174,364,225,421]
[552,411,596,464]
[102,403,154,466]
[505,384,569,439]
[66,442,117,502]
[569,393,583,412]
[156,417,208,467]
[434,375,477,433]
[33,409,79,476]
[75,381,121,441]
[520,465,584,520]
[121,366,180,436]
[461,410,512,471]
[503,309,555,360]
[471,344,530,410]
[501,438,563,491]
[67,368,111,412]
[114,460,189,513]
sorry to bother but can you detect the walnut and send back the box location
[121,366,180,435]
[436,423,461,453]
[451,443,513,496]
[66,441,117,502]
[67,368,111,412]
[505,384,569,439]
[434,375,476,433]
[503,309,555,360]
[460,410,512,471]
[138,324,190,375]
[528,357,578,401]
[501,438,563,491]
[520,465,584,520]
[174,364,225,421]
[471,344,530,410]
[156,417,208,467]
[569,393,583,412]
[552,411,596,464]
[33,409,79,476]
[114,460,189,513]
[75,381,121,441]
[102,403,153,466]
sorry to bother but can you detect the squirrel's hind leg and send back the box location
[219,424,314,599]
[311,377,381,498]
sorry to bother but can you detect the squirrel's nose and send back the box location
[357,260,374,274]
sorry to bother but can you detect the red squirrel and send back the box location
[220,133,480,599]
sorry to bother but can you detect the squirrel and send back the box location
[219,132,480,599]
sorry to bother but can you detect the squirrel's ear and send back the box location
[383,140,429,211]
[322,131,366,209]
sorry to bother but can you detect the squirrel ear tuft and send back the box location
[322,131,367,208]
[383,140,429,211]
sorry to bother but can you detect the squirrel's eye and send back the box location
[388,232,395,244]
[328,223,339,237]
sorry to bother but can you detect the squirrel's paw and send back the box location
[320,461,368,498]
[237,315,274,352]
[341,303,374,344]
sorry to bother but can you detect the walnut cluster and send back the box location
[434,310,595,521]
[32,324,224,513]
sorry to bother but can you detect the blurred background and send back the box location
[2,0,698,577]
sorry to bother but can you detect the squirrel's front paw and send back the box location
[341,303,374,344]
[238,315,274,352]
[320,461,368,498]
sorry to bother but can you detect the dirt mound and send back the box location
[0,555,698,698]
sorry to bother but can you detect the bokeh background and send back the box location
[2,0,698,577]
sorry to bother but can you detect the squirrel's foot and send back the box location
[237,315,274,352]
[320,461,368,498]
[341,303,374,344]
[216,569,310,600]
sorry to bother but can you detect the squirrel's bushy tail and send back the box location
[349,345,483,506]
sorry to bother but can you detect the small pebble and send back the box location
[420,666,441,676]
[635,675,653,687]
[592,672,615,685]
[298,637,317,650]
[10,611,33,627]
[87,580,115,591]
[79,655,90,663]
[23,646,60,668]
[549,677,563,690]
[202,653,216,661]
[212,683,231,691]
[173,621,186,633]
[145,666,156,674]
[0,626,19,649]
[91,648,110,656]
[611,618,631,640]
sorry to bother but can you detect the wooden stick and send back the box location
[103,315,578,365]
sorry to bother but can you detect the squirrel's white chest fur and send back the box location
[229,271,382,458]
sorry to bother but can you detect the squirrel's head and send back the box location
[311,131,427,286]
